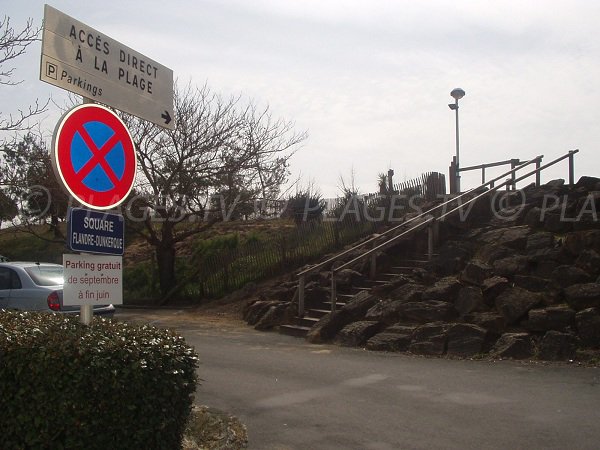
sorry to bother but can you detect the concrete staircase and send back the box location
[279,257,431,338]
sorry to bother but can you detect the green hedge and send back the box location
[0,311,198,449]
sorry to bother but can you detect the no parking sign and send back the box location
[51,103,136,210]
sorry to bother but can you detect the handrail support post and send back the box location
[298,274,305,317]
[330,272,337,313]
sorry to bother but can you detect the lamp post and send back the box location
[448,88,465,193]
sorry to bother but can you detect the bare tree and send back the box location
[0,16,48,134]
[121,82,307,300]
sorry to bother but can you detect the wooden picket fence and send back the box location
[186,217,376,298]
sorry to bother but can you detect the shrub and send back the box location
[0,311,198,449]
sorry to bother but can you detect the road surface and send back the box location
[117,309,600,450]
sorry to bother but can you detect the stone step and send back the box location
[307,308,330,319]
[294,316,320,328]
[279,324,311,338]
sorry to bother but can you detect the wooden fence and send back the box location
[187,217,377,298]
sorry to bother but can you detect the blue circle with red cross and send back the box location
[52,104,136,210]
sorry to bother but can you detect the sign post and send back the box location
[42,6,173,324]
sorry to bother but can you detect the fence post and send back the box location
[298,274,305,317]
[481,166,486,185]
[568,151,576,185]
[449,157,457,194]
[510,159,519,190]
[330,271,337,313]
[427,219,435,261]
[536,158,541,186]
[370,253,377,280]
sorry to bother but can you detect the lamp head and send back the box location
[450,88,465,100]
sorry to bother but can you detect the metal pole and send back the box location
[454,100,460,193]
[298,274,305,317]
[568,151,575,185]
[80,304,93,325]
[536,158,541,186]
[330,272,337,313]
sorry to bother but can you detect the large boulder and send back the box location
[575,307,600,347]
[244,300,281,325]
[564,230,600,256]
[551,265,594,288]
[365,298,411,324]
[513,275,549,292]
[492,255,530,278]
[421,277,462,302]
[335,321,383,347]
[495,287,543,324]
[575,250,600,276]
[409,323,448,355]
[524,305,576,332]
[466,312,506,335]
[564,283,600,310]
[366,325,416,352]
[389,282,425,302]
[254,302,294,330]
[399,300,457,323]
[306,291,378,343]
[491,333,536,359]
[454,286,484,316]
[538,331,578,361]
[335,268,365,291]
[525,232,555,252]
[479,226,531,250]
[482,276,510,304]
[446,324,488,357]
[460,261,493,286]
[372,275,410,295]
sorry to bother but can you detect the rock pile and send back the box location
[244,177,600,362]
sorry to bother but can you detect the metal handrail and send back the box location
[296,149,578,316]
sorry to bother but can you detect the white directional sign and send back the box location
[63,254,123,306]
[40,4,174,129]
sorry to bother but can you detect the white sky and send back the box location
[2,0,599,197]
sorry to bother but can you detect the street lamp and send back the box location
[448,88,465,193]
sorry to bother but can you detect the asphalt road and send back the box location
[117,309,600,450]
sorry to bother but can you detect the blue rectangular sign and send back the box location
[67,208,125,255]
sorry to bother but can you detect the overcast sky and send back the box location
[2,1,599,197]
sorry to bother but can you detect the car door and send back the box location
[6,268,49,311]
[0,267,11,309]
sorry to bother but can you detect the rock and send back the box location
[564,283,600,310]
[492,255,530,278]
[446,323,487,357]
[336,268,365,290]
[479,226,531,250]
[306,291,378,343]
[482,276,510,304]
[524,305,576,332]
[545,179,565,188]
[455,286,484,316]
[399,300,457,323]
[495,287,542,324]
[523,207,543,228]
[538,331,578,361]
[513,275,549,292]
[544,213,573,233]
[335,321,383,347]
[564,230,600,256]
[491,333,535,359]
[531,259,560,278]
[526,232,555,252]
[366,325,416,352]
[475,244,512,265]
[304,282,330,305]
[244,300,280,325]
[421,276,462,302]
[389,283,425,302]
[254,303,294,330]
[460,261,493,286]
[575,250,600,276]
[575,308,600,347]
[366,332,412,352]
[365,298,409,324]
[551,265,593,288]
[372,275,410,295]
[575,175,600,190]
[466,312,506,335]
[409,323,448,355]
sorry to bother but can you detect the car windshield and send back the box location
[24,265,64,286]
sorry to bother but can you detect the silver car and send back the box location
[0,261,115,316]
